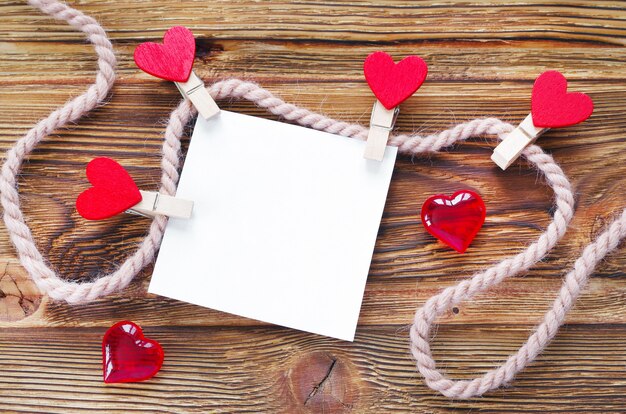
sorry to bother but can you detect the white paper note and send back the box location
[149,111,396,341]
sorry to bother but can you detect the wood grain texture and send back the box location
[0,0,625,412]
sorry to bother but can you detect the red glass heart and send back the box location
[421,190,486,253]
[102,321,164,384]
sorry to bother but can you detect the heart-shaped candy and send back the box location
[102,321,164,383]
[76,157,142,220]
[134,26,196,82]
[363,51,428,110]
[421,190,486,253]
[531,70,593,128]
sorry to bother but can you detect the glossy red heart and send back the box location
[76,157,142,220]
[363,51,428,110]
[531,71,593,128]
[421,190,486,253]
[134,26,195,82]
[102,321,164,384]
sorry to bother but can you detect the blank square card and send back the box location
[149,111,396,341]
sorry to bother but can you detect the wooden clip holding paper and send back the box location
[364,101,399,161]
[491,114,547,170]
[76,157,195,221]
[129,191,194,219]
[175,71,220,120]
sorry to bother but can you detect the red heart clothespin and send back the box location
[134,26,220,120]
[364,51,428,110]
[76,157,193,220]
[491,70,593,170]
[363,51,428,161]
[531,71,594,128]
[421,190,486,253]
[134,26,195,82]
[102,321,164,383]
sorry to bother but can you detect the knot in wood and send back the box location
[287,351,359,412]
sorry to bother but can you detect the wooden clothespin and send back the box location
[174,71,219,119]
[363,51,428,161]
[134,26,220,120]
[491,114,547,170]
[365,101,399,161]
[130,190,194,219]
[76,157,194,220]
[492,71,593,170]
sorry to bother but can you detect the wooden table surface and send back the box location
[1,1,625,412]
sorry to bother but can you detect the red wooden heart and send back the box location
[421,190,486,253]
[76,157,142,220]
[134,26,196,82]
[102,321,164,384]
[531,70,593,128]
[363,51,428,110]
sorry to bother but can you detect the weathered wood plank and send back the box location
[2,1,626,45]
[1,82,623,149]
[1,326,626,412]
[5,275,625,328]
[1,41,626,82]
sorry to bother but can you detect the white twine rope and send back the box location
[2,0,624,398]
